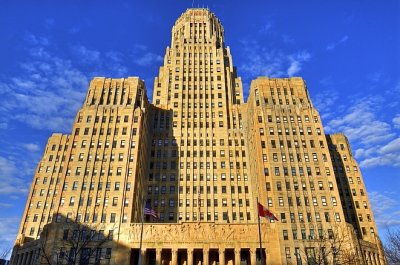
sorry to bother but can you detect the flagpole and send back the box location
[138,198,145,265]
[257,197,265,265]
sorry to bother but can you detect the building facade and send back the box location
[11,8,385,265]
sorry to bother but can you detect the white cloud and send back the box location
[0,156,29,195]
[239,39,311,78]
[360,153,400,168]
[135,52,163,67]
[380,138,400,154]
[0,217,20,251]
[312,88,339,120]
[133,44,148,51]
[326,98,394,146]
[354,147,376,159]
[287,61,301,77]
[0,35,88,132]
[369,191,400,227]
[71,45,129,77]
[106,51,123,62]
[359,137,400,167]
[24,33,49,46]
[23,143,40,152]
[0,157,15,179]
[326,35,349,51]
[131,44,163,67]
[129,44,163,67]
[0,203,13,208]
[319,89,400,168]
[368,71,384,83]
[393,115,400,128]
[72,45,101,64]
[287,51,311,76]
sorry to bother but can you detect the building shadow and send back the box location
[11,213,269,265]
[145,106,178,224]
[11,213,120,265]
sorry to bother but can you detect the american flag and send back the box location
[144,205,158,219]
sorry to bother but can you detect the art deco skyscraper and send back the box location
[11,8,385,265]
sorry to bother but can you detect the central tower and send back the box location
[148,8,253,223]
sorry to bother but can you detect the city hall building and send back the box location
[11,8,385,265]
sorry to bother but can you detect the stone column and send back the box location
[188,249,193,265]
[156,249,162,265]
[234,249,241,265]
[27,251,32,265]
[250,249,257,265]
[172,249,178,265]
[140,249,147,265]
[374,253,379,265]
[30,251,35,265]
[203,249,209,265]
[16,253,22,265]
[20,253,27,265]
[13,254,20,265]
[219,250,225,265]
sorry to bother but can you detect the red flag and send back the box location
[257,202,278,221]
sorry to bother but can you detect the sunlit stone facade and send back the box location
[11,8,385,265]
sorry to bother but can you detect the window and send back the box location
[106,248,112,259]
[324,212,331,222]
[263,154,268,162]
[321,197,327,206]
[283,230,289,240]
[110,213,116,223]
[112,197,118,206]
[335,213,341,222]
[278,197,284,206]
[66,213,72,223]
[331,197,337,206]
[290,228,297,240]
[63,229,69,240]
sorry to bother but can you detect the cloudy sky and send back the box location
[0,0,399,250]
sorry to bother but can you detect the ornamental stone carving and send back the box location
[128,222,274,243]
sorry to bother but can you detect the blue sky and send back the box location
[0,0,399,250]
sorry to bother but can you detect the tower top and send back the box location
[171,8,224,46]
[174,8,221,26]
[182,8,213,16]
